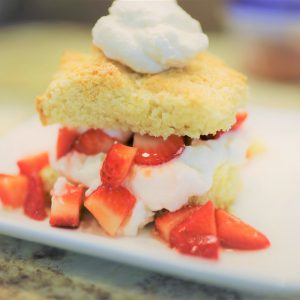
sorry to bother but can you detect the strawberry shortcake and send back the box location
[0,0,270,260]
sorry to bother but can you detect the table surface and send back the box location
[0,23,299,300]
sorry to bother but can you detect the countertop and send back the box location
[0,23,299,300]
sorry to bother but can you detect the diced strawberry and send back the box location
[101,144,137,188]
[0,174,28,208]
[170,201,219,260]
[84,185,136,236]
[231,112,248,131]
[216,208,270,250]
[155,206,198,242]
[24,173,47,220]
[56,127,78,159]
[17,152,49,220]
[74,129,116,155]
[50,181,84,228]
[133,134,185,165]
[18,152,49,176]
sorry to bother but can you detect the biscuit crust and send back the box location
[190,163,241,210]
[37,48,248,138]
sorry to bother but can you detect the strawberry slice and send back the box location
[84,185,136,236]
[17,152,49,176]
[24,173,47,220]
[216,208,270,250]
[56,127,78,159]
[50,179,84,228]
[133,134,185,165]
[155,206,198,242]
[231,112,248,131]
[170,201,219,260]
[0,174,28,208]
[74,129,116,155]
[101,144,137,188]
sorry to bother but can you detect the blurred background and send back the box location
[0,0,299,135]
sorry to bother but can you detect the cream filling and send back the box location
[51,129,248,236]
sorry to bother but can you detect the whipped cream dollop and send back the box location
[92,0,209,73]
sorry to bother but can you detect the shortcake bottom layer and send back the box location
[190,163,241,210]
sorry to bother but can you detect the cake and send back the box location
[36,49,247,139]
[0,0,270,260]
[36,0,249,232]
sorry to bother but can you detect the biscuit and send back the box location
[189,162,241,210]
[37,48,248,138]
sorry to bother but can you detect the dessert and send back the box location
[0,0,270,260]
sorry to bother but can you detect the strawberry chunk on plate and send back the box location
[17,152,49,176]
[101,144,137,188]
[74,129,116,155]
[155,206,198,242]
[84,185,136,236]
[17,152,49,220]
[0,174,28,208]
[216,208,270,250]
[50,178,84,228]
[133,134,185,165]
[170,201,219,260]
[24,173,47,221]
[56,127,78,159]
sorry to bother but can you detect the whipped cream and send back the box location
[52,177,69,196]
[52,130,248,235]
[121,201,154,236]
[53,152,105,192]
[92,0,208,73]
[124,160,209,212]
[125,130,248,212]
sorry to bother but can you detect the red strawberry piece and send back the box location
[50,181,84,228]
[101,144,137,188]
[84,185,136,236]
[17,152,49,176]
[155,206,199,242]
[24,173,47,221]
[170,201,219,260]
[74,129,116,155]
[133,134,185,165]
[231,112,248,131]
[0,174,28,208]
[56,127,78,159]
[216,208,270,250]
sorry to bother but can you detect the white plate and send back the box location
[0,106,300,296]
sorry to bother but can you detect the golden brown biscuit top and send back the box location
[36,47,248,138]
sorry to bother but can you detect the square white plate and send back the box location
[0,106,299,295]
